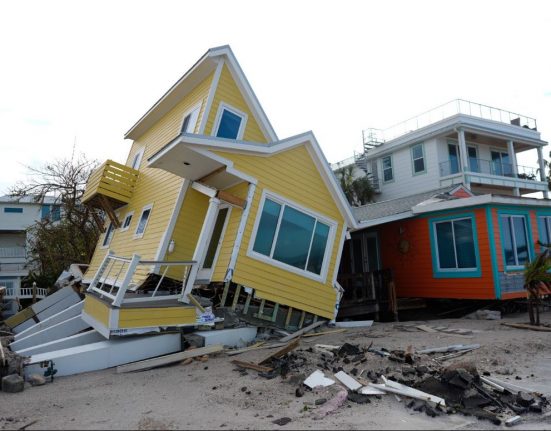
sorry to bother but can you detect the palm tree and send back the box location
[335,165,374,206]
[523,247,551,326]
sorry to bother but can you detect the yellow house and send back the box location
[81,45,356,337]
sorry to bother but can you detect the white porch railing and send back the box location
[87,251,197,307]
[0,247,26,258]
[1,286,48,300]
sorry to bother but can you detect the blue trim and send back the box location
[4,207,23,213]
[486,206,501,299]
[428,212,481,278]
[417,205,486,219]
[496,207,535,271]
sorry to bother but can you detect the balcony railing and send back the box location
[82,160,139,209]
[363,99,538,145]
[0,247,26,259]
[439,159,539,180]
[1,286,48,299]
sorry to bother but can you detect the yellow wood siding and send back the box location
[204,64,268,143]
[211,182,249,282]
[83,294,110,327]
[163,188,209,279]
[118,306,196,328]
[212,145,344,319]
[85,72,214,282]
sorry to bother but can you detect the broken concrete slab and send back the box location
[194,327,257,348]
[2,374,24,393]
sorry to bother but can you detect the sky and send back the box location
[1,0,550,194]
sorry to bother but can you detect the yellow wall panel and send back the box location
[204,64,268,143]
[212,145,344,319]
[118,306,196,328]
[83,295,110,327]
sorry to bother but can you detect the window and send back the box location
[433,217,477,272]
[447,142,478,175]
[134,205,152,238]
[102,222,115,247]
[250,194,335,279]
[131,148,144,170]
[382,155,393,182]
[501,215,530,267]
[411,143,425,174]
[181,104,201,134]
[214,104,247,140]
[120,212,134,232]
[4,207,23,213]
[491,150,512,177]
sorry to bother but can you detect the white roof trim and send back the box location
[355,211,414,230]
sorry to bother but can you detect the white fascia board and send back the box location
[209,45,278,142]
[354,211,414,231]
[366,114,546,160]
[412,195,492,214]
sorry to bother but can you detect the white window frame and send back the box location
[411,143,426,175]
[247,189,337,283]
[501,214,530,268]
[120,211,134,232]
[381,155,394,183]
[130,147,145,170]
[433,217,477,272]
[211,102,248,140]
[101,222,115,249]
[134,204,153,239]
[180,102,202,134]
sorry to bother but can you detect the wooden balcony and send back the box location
[82,160,139,228]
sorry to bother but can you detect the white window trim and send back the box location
[120,211,134,232]
[246,189,337,283]
[101,222,115,249]
[134,204,153,239]
[502,214,530,268]
[180,102,202,134]
[130,147,145,170]
[381,155,394,183]
[200,205,232,276]
[211,102,248,140]
[433,217,477,272]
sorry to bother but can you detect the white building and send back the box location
[0,195,59,315]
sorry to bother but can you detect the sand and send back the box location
[1,310,550,430]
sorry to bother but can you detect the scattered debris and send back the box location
[333,320,373,328]
[501,322,551,332]
[304,370,335,389]
[258,339,300,365]
[505,415,522,427]
[272,417,292,426]
[465,309,501,320]
[314,389,348,419]
[418,344,480,354]
[27,374,46,387]
[231,360,273,373]
[302,329,347,338]
[279,320,325,343]
[334,371,362,391]
[2,374,24,393]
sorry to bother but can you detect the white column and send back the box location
[537,146,549,199]
[181,197,221,302]
[457,128,470,188]
[507,140,520,197]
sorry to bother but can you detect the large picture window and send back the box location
[501,214,530,267]
[250,194,335,279]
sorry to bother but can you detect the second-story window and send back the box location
[382,155,393,182]
[102,222,115,247]
[411,143,425,175]
[214,103,247,140]
[181,104,201,134]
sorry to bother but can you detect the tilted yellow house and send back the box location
[81,45,356,337]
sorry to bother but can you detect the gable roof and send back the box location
[125,45,278,142]
[148,131,357,228]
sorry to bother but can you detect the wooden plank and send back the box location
[501,322,551,332]
[284,307,293,329]
[0,341,6,366]
[220,281,230,307]
[217,190,246,208]
[271,303,279,323]
[231,284,242,311]
[258,338,300,365]
[418,344,480,354]
[416,325,437,333]
[226,342,287,357]
[298,311,306,329]
[117,344,223,373]
[302,328,347,338]
[279,320,325,343]
[231,360,273,373]
[187,294,206,313]
[243,292,252,314]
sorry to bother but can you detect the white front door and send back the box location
[197,206,230,282]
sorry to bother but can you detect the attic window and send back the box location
[214,103,247,140]
[181,104,201,134]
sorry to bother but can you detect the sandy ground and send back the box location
[1,310,551,430]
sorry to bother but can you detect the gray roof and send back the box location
[353,186,461,223]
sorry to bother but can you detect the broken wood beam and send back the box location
[302,328,347,338]
[258,338,300,365]
[217,190,246,208]
[187,294,206,313]
[279,320,325,342]
[226,342,288,356]
[418,344,480,354]
[501,322,551,332]
[231,360,273,373]
[117,344,223,373]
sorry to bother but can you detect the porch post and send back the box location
[537,146,549,199]
[457,128,470,188]
[507,140,520,197]
[181,197,221,303]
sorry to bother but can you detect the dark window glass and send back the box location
[216,109,242,139]
[5,207,23,213]
[435,221,456,268]
[306,222,330,275]
[253,199,281,256]
[203,208,229,269]
[454,219,476,268]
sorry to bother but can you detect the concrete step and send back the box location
[15,330,105,356]
[24,333,181,377]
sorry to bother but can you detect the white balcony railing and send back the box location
[440,159,539,180]
[0,247,26,258]
[363,99,538,146]
[1,286,48,299]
